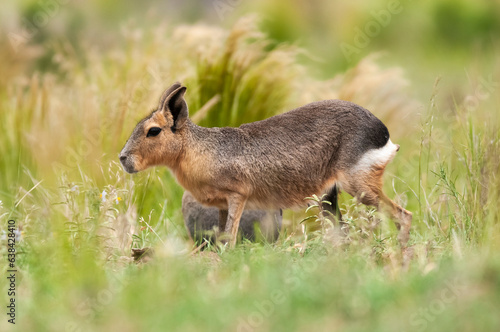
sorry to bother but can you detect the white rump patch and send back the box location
[354,139,399,171]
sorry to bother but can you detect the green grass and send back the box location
[2,2,500,332]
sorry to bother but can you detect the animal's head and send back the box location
[119,82,190,173]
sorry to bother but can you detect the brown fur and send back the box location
[120,82,412,247]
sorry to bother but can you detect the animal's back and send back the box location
[239,99,389,155]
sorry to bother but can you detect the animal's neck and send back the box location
[183,121,221,154]
[170,121,220,190]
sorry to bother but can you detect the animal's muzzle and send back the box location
[119,154,137,174]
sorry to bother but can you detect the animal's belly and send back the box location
[186,186,228,209]
[246,173,337,209]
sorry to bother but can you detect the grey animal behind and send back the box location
[182,191,281,245]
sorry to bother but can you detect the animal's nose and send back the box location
[119,155,127,163]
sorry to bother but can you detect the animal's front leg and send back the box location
[224,194,247,247]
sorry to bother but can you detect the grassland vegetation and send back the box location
[1,2,500,331]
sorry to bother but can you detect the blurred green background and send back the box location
[1,0,500,331]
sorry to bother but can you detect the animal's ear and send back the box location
[163,85,188,130]
[158,82,182,108]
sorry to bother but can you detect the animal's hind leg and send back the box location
[322,185,348,237]
[344,168,412,248]
[322,185,341,220]
[378,193,412,247]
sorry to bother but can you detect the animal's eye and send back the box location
[147,127,162,137]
